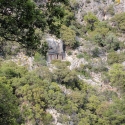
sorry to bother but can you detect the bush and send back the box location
[34,52,46,66]
[94,32,120,52]
[84,12,99,31]
[105,33,120,51]
[60,25,76,48]
[109,64,125,90]
[107,52,125,65]
[101,72,110,84]
[107,52,119,65]
[51,59,61,64]
[65,61,71,66]
[77,53,84,58]
[106,5,115,15]
[111,13,125,32]
[92,47,100,57]
[119,42,125,50]
[92,64,108,73]
[67,51,72,55]
[51,60,70,66]
[76,64,91,78]
[101,90,117,101]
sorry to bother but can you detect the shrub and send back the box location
[67,51,72,55]
[60,25,76,48]
[65,61,71,66]
[34,52,46,66]
[106,5,115,15]
[92,64,108,73]
[84,12,99,31]
[94,32,120,52]
[107,52,119,65]
[111,13,125,32]
[77,53,84,58]
[107,52,125,65]
[92,47,100,57]
[101,72,110,84]
[51,59,61,64]
[101,90,117,101]
[76,64,91,78]
[109,64,125,90]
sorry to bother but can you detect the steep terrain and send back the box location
[75,0,124,22]
[1,0,125,125]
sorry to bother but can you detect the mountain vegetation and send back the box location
[1,0,125,125]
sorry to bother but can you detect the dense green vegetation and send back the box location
[1,0,125,125]
[0,82,20,125]
[0,0,46,52]
[1,61,125,125]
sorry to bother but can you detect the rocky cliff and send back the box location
[74,0,124,23]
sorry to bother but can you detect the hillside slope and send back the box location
[1,0,125,125]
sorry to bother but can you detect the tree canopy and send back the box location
[0,0,46,50]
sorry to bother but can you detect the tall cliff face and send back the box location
[74,0,124,23]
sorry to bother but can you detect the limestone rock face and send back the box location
[75,0,124,23]
[11,52,34,70]
[46,35,65,62]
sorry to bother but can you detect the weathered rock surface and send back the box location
[65,53,88,70]
[75,0,124,23]
[46,109,62,125]
[11,52,34,70]
[46,34,65,62]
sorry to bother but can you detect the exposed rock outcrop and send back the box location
[75,0,124,23]
[11,52,34,70]
[46,35,65,62]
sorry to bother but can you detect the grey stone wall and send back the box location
[46,35,65,62]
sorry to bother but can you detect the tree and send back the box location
[84,12,99,31]
[94,32,119,51]
[111,13,125,32]
[0,0,46,51]
[35,66,53,82]
[0,61,27,79]
[107,52,119,65]
[46,0,69,36]
[0,82,20,125]
[60,25,76,48]
[109,64,125,90]
[104,33,120,51]
[102,98,125,125]
[86,95,100,113]
[53,61,80,89]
